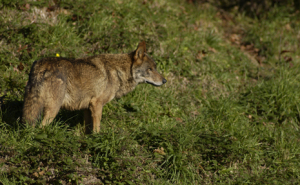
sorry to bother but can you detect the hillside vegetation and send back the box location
[1,0,300,184]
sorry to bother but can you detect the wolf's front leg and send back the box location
[89,99,103,133]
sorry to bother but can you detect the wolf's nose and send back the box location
[162,78,167,84]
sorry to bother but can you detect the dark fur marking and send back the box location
[74,58,98,69]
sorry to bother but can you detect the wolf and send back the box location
[22,41,167,133]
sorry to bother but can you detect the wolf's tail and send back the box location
[22,62,44,125]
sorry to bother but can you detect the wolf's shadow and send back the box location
[0,100,23,128]
[0,100,83,130]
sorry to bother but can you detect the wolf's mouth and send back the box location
[145,81,162,86]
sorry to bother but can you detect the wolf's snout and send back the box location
[162,78,167,84]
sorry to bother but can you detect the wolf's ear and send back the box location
[134,41,146,61]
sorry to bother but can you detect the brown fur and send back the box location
[22,41,167,133]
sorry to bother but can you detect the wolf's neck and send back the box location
[114,55,138,98]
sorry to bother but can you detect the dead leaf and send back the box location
[218,10,234,22]
[196,50,207,60]
[13,66,19,72]
[154,147,166,155]
[280,50,292,55]
[285,23,292,31]
[17,45,28,53]
[240,45,246,50]
[71,14,82,21]
[19,3,30,11]
[254,48,259,53]
[255,56,265,65]
[284,56,292,62]
[191,111,199,116]
[245,44,254,50]
[175,117,183,123]
[17,62,24,71]
[27,47,35,53]
[39,171,45,176]
[33,172,39,177]
[208,47,217,53]
[25,3,30,10]
[47,5,56,12]
[230,34,241,45]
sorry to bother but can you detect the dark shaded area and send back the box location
[123,103,139,113]
[238,78,300,124]
[0,99,84,130]
[134,127,245,177]
[1,127,93,184]
[0,100,23,129]
[190,0,299,18]
[56,109,84,128]
[86,133,143,184]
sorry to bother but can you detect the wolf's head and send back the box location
[132,41,167,86]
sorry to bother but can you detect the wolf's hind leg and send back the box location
[41,104,62,127]
[22,93,43,127]
[41,78,66,127]
[22,83,44,126]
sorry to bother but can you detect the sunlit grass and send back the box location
[1,0,300,184]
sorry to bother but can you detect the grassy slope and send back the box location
[1,0,300,184]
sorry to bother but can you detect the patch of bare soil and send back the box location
[217,10,264,67]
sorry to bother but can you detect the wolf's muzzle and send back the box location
[162,78,167,84]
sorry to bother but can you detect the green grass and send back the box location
[1,0,300,184]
